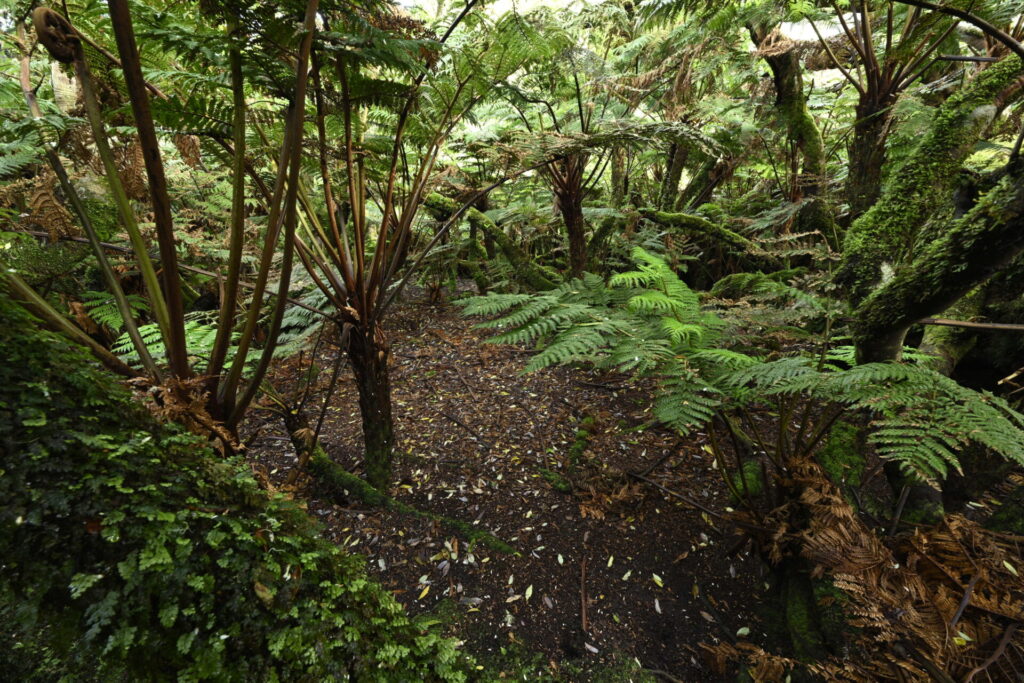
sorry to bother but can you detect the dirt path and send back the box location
[246,298,765,680]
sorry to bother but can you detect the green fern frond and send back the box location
[457,292,534,318]
[526,325,611,371]
[82,291,149,332]
[661,317,705,345]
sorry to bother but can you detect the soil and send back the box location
[245,294,768,681]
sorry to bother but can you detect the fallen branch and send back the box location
[309,452,516,554]
[918,317,1024,332]
[628,470,728,523]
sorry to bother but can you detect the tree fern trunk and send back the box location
[346,325,394,490]
[846,95,896,219]
[559,191,587,278]
[658,142,688,211]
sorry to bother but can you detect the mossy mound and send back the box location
[0,296,469,681]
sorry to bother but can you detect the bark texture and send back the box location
[346,325,394,490]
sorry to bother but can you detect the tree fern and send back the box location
[459,247,752,434]
[723,357,1024,481]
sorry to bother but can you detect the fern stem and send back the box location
[0,268,137,378]
[228,0,320,428]
[73,46,175,375]
[107,0,191,380]
[206,20,247,387]
[16,24,161,380]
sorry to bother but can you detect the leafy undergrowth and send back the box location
[248,297,766,680]
[0,298,468,681]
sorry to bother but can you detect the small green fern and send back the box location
[112,311,253,374]
[82,291,150,332]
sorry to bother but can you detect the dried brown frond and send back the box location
[713,459,1024,680]
[174,134,202,168]
[800,461,1024,680]
[21,169,76,241]
[0,177,32,208]
[116,139,148,201]
[705,642,799,682]
[63,124,96,168]
[753,28,797,59]
[131,376,239,455]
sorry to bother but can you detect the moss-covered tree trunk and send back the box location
[852,164,1024,363]
[838,56,1023,305]
[345,325,394,489]
[640,208,781,272]
[749,25,833,242]
[424,193,558,291]
[917,287,984,376]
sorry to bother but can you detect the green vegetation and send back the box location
[0,297,468,681]
[3,0,1024,679]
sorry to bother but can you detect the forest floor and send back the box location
[245,292,766,681]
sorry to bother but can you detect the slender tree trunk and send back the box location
[846,96,896,218]
[474,194,496,259]
[658,142,688,211]
[610,147,627,209]
[557,189,587,277]
[346,325,394,489]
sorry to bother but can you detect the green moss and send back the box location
[639,208,781,271]
[730,459,766,501]
[812,579,854,653]
[539,468,573,493]
[785,571,827,663]
[918,287,983,375]
[817,421,865,489]
[567,415,596,465]
[852,162,1024,363]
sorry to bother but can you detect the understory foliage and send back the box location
[0,298,468,681]
[724,356,1024,482]
[462,250,1024,483]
